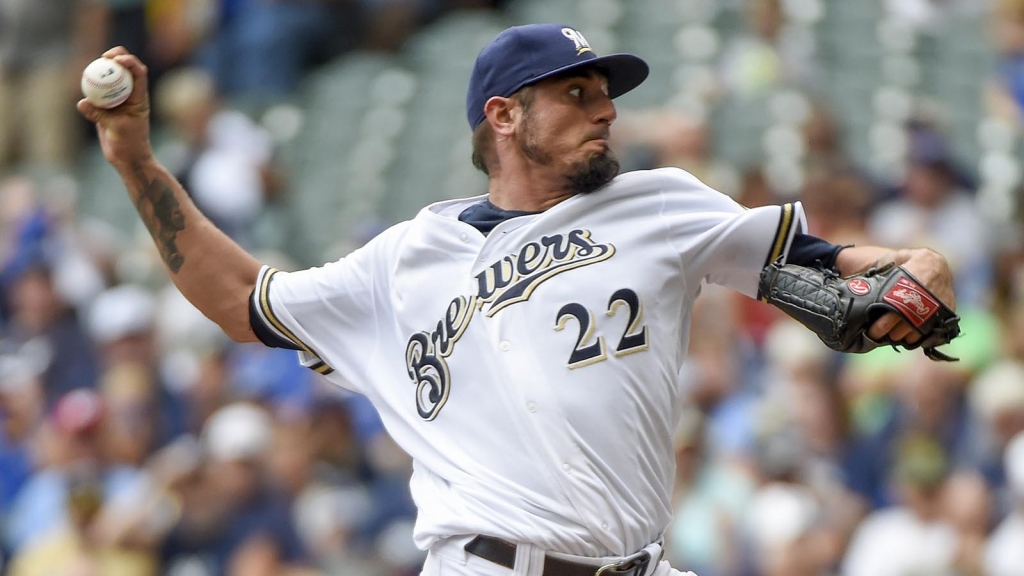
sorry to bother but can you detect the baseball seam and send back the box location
[84,75,127,89]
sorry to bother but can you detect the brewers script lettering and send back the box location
[405,229,615,420]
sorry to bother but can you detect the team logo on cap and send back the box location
[562,28,594,56]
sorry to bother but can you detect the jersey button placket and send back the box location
[500,341,511,352]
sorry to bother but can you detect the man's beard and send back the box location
[520,137,621,196]
[565,149,620,195]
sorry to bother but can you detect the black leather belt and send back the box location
[464,535,653,576]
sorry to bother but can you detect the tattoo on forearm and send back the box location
[872,251,897,271]
[131,162,186,273]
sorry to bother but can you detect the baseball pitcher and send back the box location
[79,23,959,576]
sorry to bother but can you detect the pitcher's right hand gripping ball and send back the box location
[81,57,133,109]
[759,261,961,361]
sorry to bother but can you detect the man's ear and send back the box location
[484,96,518,138]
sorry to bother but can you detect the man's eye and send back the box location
[569,87,582,98]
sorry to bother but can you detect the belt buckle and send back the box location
[595,551,651,576]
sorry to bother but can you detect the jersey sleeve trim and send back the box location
[249,291,301,350]
[764,202,807,267]
[251,266,335,375]
[760,202,807,302]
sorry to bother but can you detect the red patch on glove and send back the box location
[883,277,939,328]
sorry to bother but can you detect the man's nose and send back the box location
[593,95,617,125]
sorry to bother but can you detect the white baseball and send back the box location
[81,57,134,109]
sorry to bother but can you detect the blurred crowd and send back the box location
[4,0,1024,575]
[0,178,425,576]
[0,0,512,173]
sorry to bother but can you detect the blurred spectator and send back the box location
[990,0,1024,124]
[1001,296,1024,361]
[11,461,108,573]
[0,174,114,407]
[95,0,190,94]
[799,105,884,247]
[746,482,827,576]
[717,0,816,97]
[228,344,317,411]
[99,364,166,468]
[308,397,371,486]
[984,430,1024,576]
[151,282,235,429]
[841,434,959,576]
[736,167,781,209]
[3,388,147,555]
[361,0,426,52]
[361,0,508,53]
[178,342,235,436]
[195,0,357,100]
[1,259,99,406]
[105,0,148,58]
[0,0,108,171]
[613,110,739,195]
[866,357,978,489]
[665,408,754,576]
[680,286,758,458]
[159,402,313,575]
[155,67,280,247]
[763,320,880,516]
[969,360,1024,506]
[942,471,992,575]
[800,171,874,247]
[296,398,376,572]
[1,174,109,310]
[87,284,158,368]
[888,0,989,34]
[288,402,386,575]
[731,169,787,347]
[991,236,1024,330]
[147,439,225,575]
[267,412,317,500]
[0,176,46,293]
[306,396,416,557]
[801,103,861,181]
[87,284,189,451]
[868,125,991,307]
[0,353,45,520]
[746,377,855,576]
[7,460,157,576]
[147,0,219,74]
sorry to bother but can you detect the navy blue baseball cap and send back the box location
[466,24,650,130]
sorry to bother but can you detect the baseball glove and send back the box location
[758,261,961,361]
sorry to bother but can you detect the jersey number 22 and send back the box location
[554,288,649,369]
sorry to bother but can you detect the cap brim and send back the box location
[525,53,650,100]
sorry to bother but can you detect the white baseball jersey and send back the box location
[249,167,806,558]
